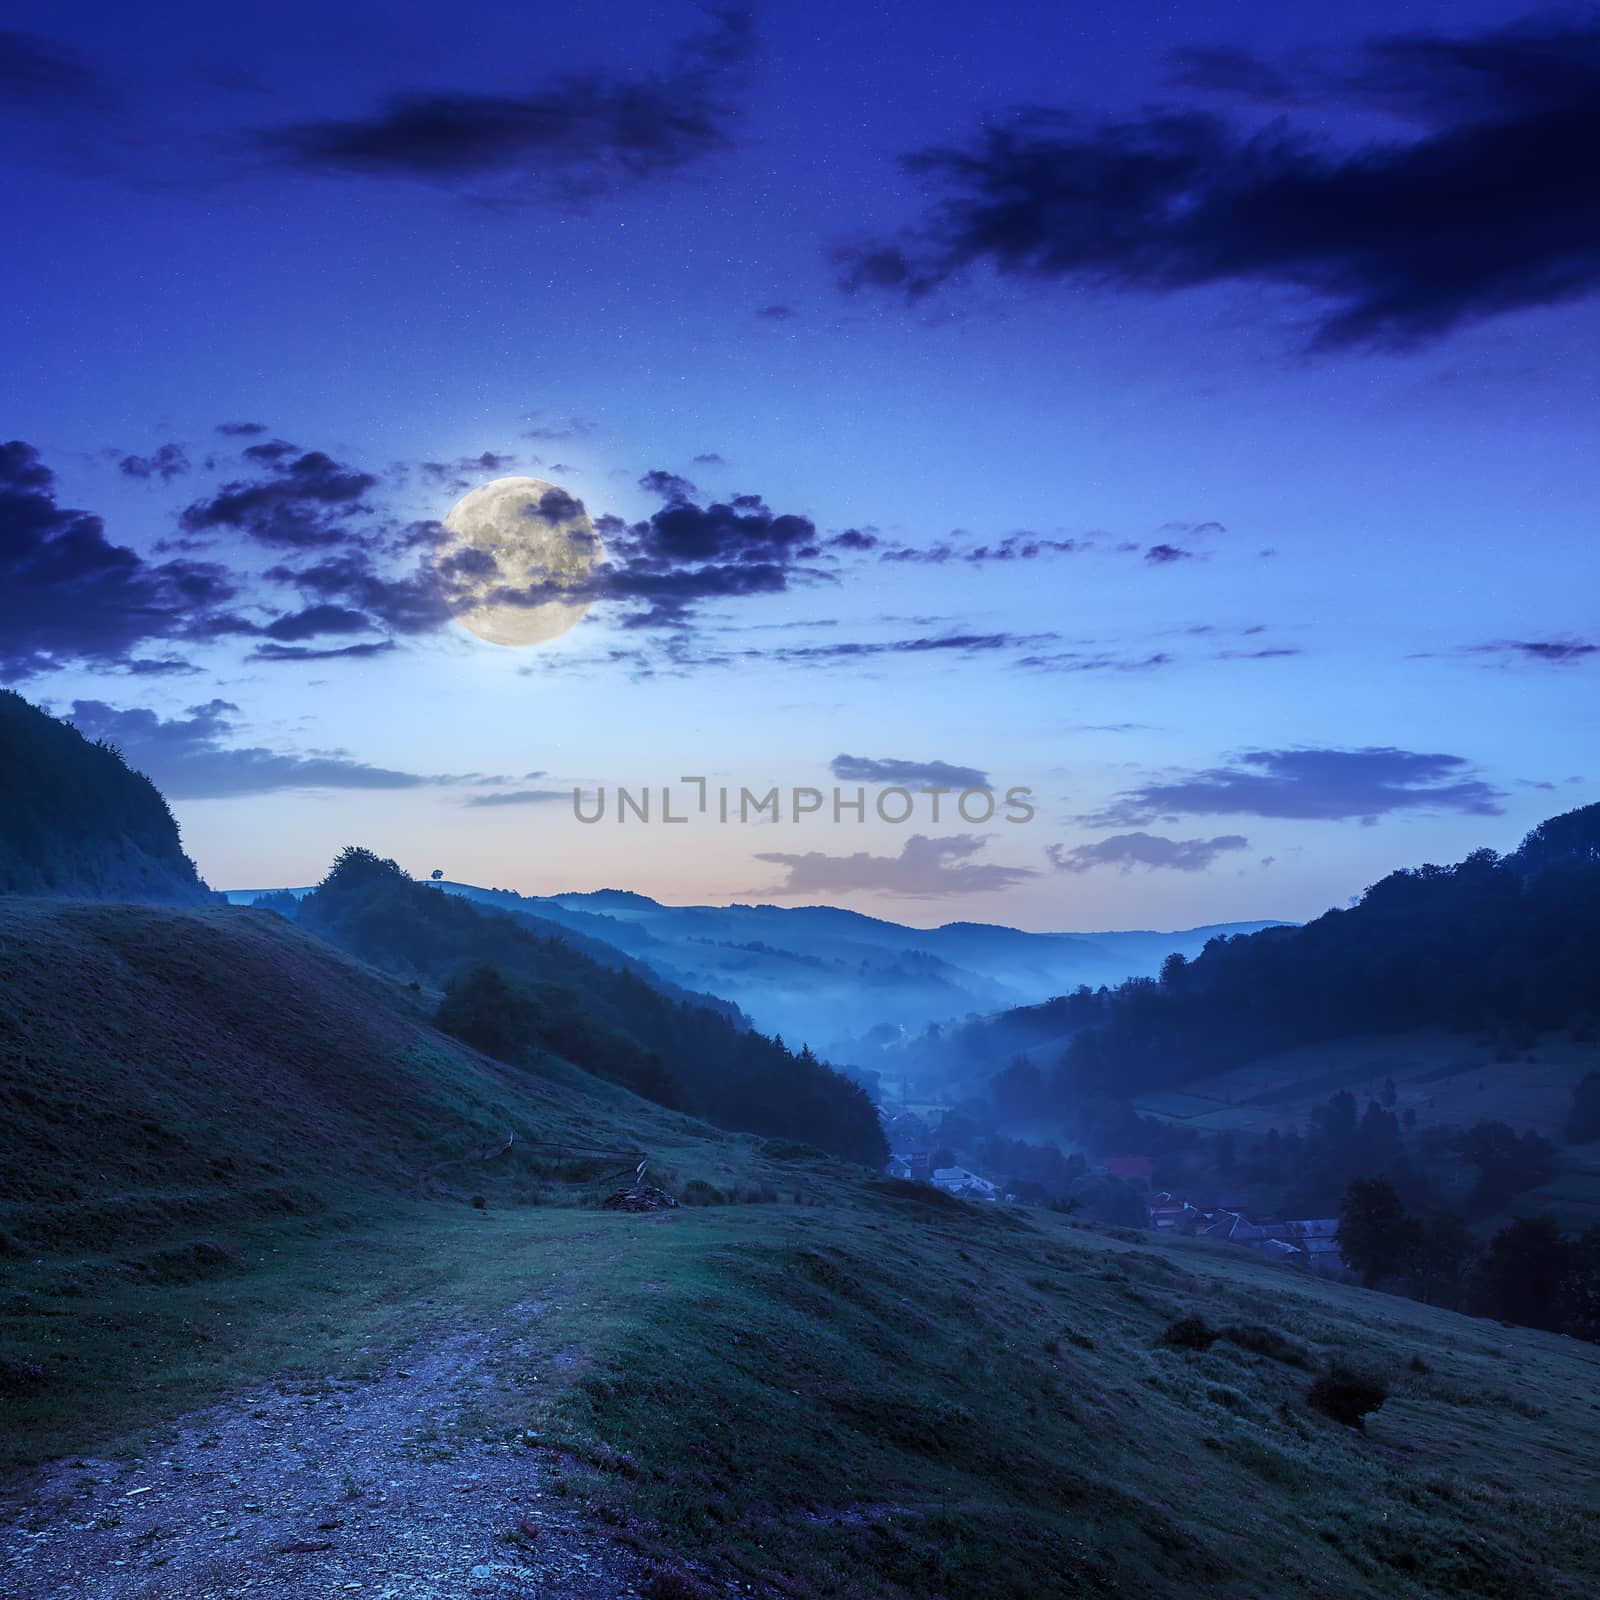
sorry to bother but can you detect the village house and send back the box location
[1146,1191,1201,1231]
[1144,1189,1345,1272]
[931,1166,1000,1200]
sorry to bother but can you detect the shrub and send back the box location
[680,1179,727,1206]
[1161,1314,1217,1351]
[648,1571,713,1600]
[1218,1322,1311,1367]
[1308,1361,1388,1428]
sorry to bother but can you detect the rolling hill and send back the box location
[2,897,1598,1599]
[225,878,1282,1074]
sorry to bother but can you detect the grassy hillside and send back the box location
[293,848,887,1166]
[1130,1028,1600,1140]
[542,1198,1600,1600]
[0,898,777,1462]
[4,900,1599,1598]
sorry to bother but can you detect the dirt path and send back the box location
[0,1295,649,1600]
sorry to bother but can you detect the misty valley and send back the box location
[4,691,1600,1600]
[6,4,1600,1594]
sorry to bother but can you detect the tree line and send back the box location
[1339,1177,1600,1339]
[0,691,210,903]
[288,847,888,1168]
[990,802,1600,1113]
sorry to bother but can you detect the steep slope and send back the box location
[0,896,771,1464]
[0,898,734,1257]
[0,690,212,903]
[1058,801,1600,1105]
[292,849,887,1166]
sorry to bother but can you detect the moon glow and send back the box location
[438,476,601,647]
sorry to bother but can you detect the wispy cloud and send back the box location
[1047,831,1249,873]
[838,14,1600,349]
[1089,746,1506,825]
[463,788,568,807]
[256,11,752,207]
[1471,638,1598,665]
[750,833,1037,898]
[830,753,991,788]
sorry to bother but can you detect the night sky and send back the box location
[4,1,1595,929]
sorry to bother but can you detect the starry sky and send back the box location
[3,1,1596,930]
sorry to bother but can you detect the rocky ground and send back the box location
[0,1295,654,1600]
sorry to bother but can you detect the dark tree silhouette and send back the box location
[1337,1177,1421,1287]
[1472,1216,1580,1333]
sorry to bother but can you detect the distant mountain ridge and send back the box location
[226,880,1284,1065]
[0,690,213,904]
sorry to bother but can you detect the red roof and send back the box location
[1104,1155,1154,1181]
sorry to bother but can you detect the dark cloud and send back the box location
[756,304,796,319]
[216,421,269,437]
[462,788,568,807]
[1213,646,1303,660]
[528,477,829,628]
[1090,746,1506,826]
[262,603,376,641]
[767,631,1050,665]
[879,532,1083,565]
[638,468,699,504]
[251,640,398,662]
[828,528,879,552]
[1144,543,1194,565]
[1161,519,1227,538]
[1047,830,1250,873]
[64,699,432,798]
[751,833,1037,899]
[830,754,991,789]
[121,657,202,677]
[257,10,751,205]
[521,416,595,443]
[529,486,588,526]
[117,444,191,483]
[839,15,1600,349]
[0,441,241,682]
[1015,649,1173,673]
[179,443,378,549]
[263,550,450,637]
[419,451,515,489]
[1471,638,1598,665]
[692,452,727,466]
[1174,18,1600,127]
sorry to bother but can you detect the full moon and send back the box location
[437,476,601,647]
